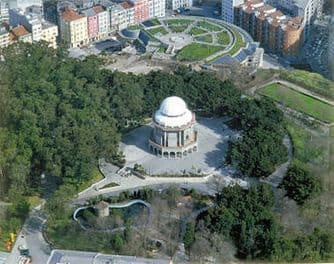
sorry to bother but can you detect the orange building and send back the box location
[234,0,304,56]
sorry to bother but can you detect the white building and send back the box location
[0,1,9,23]
[167,0,192,11]
[94,5,109,37]
[149,96,198,159]
[149,0,165,18]
[9,9,42,41]
[41,21,58,48]
[8,0,43,11]
[59,7,88,47]
[0,26,10,49]
[221,0,243,23]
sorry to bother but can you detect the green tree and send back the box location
[184,222,196,251]
[280,161,321,205]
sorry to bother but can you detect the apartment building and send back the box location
[0,1,9,23]
[149,0,165,18]
[235,0,304,56]
[41,21,58,48]
[10,25,33,43]
[107,3,128,31]
[129,0,150,23]
[0,26,10,48]
[9,8,58,47]
[82,7,99,41]
[167,0,192,10]
[221,0,244,23]
[94,5,109,38]
[9,9,42,41]
[59,7,88,47]
[120,2,135,26]
[266,0,323,36]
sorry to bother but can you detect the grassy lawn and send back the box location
[145,18,160,26]
[128,25,141,30]
[259,83,334,123]
[168,24,188,33]
[226,28,246,55]
[189,27,207,35]
[157,46,165,53]
[285,121,324,164]
[77,167,104,192]
[177,43,223,61]
[164,19,193,25]
[195,34,213,43]
[27,195,43,209]
[147,26,168,36]
[279,69,334,101]
[99,182,119,189]
[217,31,230,45]
[197,21,222,32]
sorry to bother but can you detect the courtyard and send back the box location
[120,117,238,175]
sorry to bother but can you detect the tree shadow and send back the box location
[121,124,153,154]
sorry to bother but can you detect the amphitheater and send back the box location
[120,16,262,66]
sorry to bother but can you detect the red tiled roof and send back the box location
[121,2,134,9]
[11,25,30,37]
[62,7,84,21]
[93,5,105,13]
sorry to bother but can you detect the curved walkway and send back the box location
[73,199,152,231]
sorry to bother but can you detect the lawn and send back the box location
[144,18,161,26]
[195,34,213,43]
[285,121,324,164]
[259,83,334,123]
[77,167,104,192]
[279,69,334,101]
[128,25,141,30]
[225,27,246,55]
[189,27,207,35]
[164,19,193,25]
[217,31,230,45]
[168,24,189,33]
[197,21,222,32]
[147,26,168,36]
[177,43,223,61]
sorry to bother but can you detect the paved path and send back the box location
[260,134,293,188]
[6,209,50,264]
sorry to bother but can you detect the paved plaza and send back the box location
[120,117,237,175]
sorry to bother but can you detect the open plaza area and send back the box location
[121,117,238,175]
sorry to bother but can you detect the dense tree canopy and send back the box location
[280,161,321,205]
[198,184,333,261]
[0,42,286,199]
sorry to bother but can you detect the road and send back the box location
[6,208,50,264]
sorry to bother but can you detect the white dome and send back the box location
[159,96,187,117]
[154,96,193,128]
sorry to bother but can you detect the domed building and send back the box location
[149,96,198,158]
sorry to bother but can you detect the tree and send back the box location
[110,234,124,252]
[184,222,195,251]
[227,127,287,177]
[280,161,321,205]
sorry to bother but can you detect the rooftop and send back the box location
[120,2,134,9]
[11,25,30,37]
[62,8,84,21]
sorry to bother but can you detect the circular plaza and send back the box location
[121,16,259,64]
[120,114,237,175]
